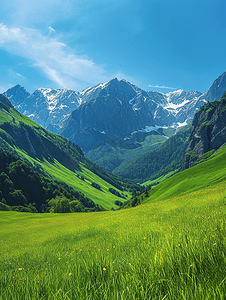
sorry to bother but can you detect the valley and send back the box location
[1,72,226,299]
[4,71,226,184]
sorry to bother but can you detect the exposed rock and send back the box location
[182,92,226,169]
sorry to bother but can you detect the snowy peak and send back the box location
[4,71,226,143]
[3,84,30,106]
[80,78,140,105]
[4,86,82,132]
[35,88,81,111]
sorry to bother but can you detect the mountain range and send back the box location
[4,72,226,153]
[3,71,226,185]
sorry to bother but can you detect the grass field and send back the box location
[141,144,226,205]
[1,104,226,298]
[15,149,129,210]
[1,181,226,299]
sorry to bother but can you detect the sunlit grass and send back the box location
[143,144,226,204]
[1,182,226,299]
[13,150,129,210]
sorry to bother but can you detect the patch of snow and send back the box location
[133,107,140,111]
[165,89,184,97]
[63,114,71,119]
[154,108,159,118]
[80,81,108,96]
[169,120,188,128]
[48,106,55,111]
[129,97,135,104]
[101,131,106,134]
[164,99,190,110]
[130,121,188,137]
[131,125,160,135]
[78,97,83,105]
[117,98,122,105]
[27,114,35,117]
[59,104,68,109]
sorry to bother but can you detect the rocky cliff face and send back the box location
[183,92,226,169]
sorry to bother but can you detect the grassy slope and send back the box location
[15,150,128,210]
[0,106,42,127]
[1,141,226,298]
[0,105,131,210]
[143,168,180,186]
[1,181,226,299]
[142,144,226,204]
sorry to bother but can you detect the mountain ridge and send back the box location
[4,72,226,154]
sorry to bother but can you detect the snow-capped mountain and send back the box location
[3,71,226,152]
[60,72,226,152]
[60,79,201,152]
[4,86,82,132]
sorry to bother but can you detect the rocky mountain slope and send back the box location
[183,91,226,169]
[60,78,202,152]
[60,73,226,152]
[4,72,226,153]
[4,85,82,132]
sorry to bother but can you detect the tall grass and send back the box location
[1,183,226,299]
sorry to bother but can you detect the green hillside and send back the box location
[86,130,171,173]
[0,95,140,211]
[86,126,189,184]
[112,125,190,183]
[125,142,226,208]
[1,178,226,299]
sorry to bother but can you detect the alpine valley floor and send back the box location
[1,149,226,299]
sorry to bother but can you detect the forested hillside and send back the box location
[113,125,190,183]
[0,151,100,213]
[0,94,141,210]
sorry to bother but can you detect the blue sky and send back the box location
[0,0,226,94]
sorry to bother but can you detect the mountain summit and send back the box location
[4,72,226,152]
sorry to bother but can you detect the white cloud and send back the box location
[148,84,177,90]
[16,72,25,79]
[0,23,109,90]
[48,26,56,34]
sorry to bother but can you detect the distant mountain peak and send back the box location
[3,71,226,148]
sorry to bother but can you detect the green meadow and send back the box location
[41,159,129,210]
[142,144,226,204]
[1,181,226,299]
[14,150,129,210]
[1,100,226,298]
